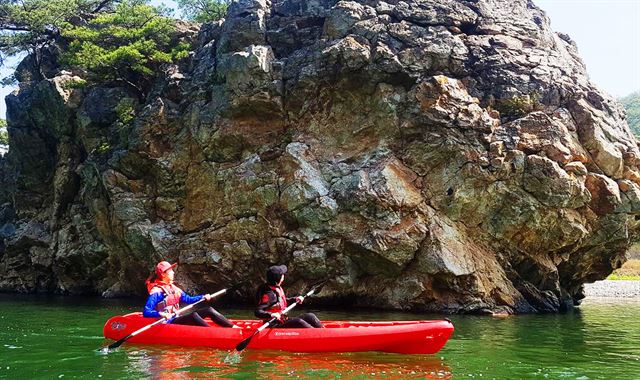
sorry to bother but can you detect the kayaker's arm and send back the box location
[180,292,204,304]
[255,291,278,319]
[143,292,165,318]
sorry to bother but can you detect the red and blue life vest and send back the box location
[148,281,182,314]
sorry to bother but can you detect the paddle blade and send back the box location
[308,278,329,295]
[105,335,129,351]
[235,335,253,351]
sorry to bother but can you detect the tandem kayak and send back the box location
[104,313,454,354]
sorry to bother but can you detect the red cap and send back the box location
[155,261,177,276]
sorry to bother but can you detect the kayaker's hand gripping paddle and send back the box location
[235,279,327,352]
[103,282,244,351]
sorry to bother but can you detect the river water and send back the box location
[0,294,638,379]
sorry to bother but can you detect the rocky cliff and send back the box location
[1,0,638,314]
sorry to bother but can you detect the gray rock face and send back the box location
[0,0,638,313]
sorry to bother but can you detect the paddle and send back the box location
[104,283,243,351]
[234,279,327,352]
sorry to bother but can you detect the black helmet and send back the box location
[266,265,287,285]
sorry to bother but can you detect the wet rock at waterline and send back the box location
[1,0,638,314]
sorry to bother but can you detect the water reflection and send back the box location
[440,299,640,378]
[3,295,640,379]
[126,346,452,379]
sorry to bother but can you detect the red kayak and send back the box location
[104,313,454,354]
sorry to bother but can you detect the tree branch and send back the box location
[0,25,33,32]
[92,0,116,13]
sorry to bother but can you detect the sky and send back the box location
[535,0,640,97]
[0,0,639,119]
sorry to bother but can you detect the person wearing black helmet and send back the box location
[255,265,323,328]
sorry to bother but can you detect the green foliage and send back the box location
[115,98,136,126]
[606,273,640,281]
[176,0,229,22]
[96,141,110,154]
[0,0,117,66]
[620,91,640,136]
[607,259,640,280]
[494,93,541,119]
[0,118,7,146]
[61,77,87,89]
[61,0,190,90]
[1,0,190,92]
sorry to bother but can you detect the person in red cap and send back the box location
[143,261,238,328]
[255,265,323,328]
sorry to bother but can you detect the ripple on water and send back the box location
[223,350,243,364]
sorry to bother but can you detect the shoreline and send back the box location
[2,281,638,310]
[583,280,640,299]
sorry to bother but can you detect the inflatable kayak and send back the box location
[104,313,454,354]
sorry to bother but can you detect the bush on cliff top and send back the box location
[0,0,197,93]
[176,0,230,22]
[0,0,115,67]
[60,0,190,95]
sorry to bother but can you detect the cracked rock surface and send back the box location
[0,0,638,313]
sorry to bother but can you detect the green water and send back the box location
[0,295,639,379]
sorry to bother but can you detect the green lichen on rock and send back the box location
[494,93,542,119]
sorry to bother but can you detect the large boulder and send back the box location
[1,0,638,313]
